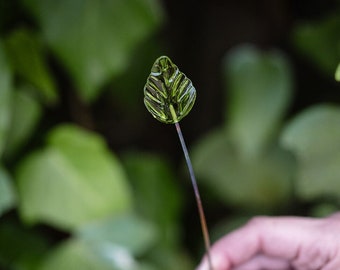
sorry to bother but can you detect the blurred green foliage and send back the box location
[5,28,58,104]
[0,0,340,270]
[192,45,295,212]
[0,0,181,269]
[0,42,12,158]
[0,167,16,216]
[293,13,340,75]
[193,42,340,224]
[16,125,133,230]
[281,105,340,201]
[336,63,340,81]
[23,0,163,102]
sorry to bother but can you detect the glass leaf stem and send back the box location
[170,105,214,270]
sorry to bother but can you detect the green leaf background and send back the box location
[193,45,294,211]
[281,105,340,200]
[1,1,340,269]
[293,13,340,75]
[5,29,58,105]
[0,1,172,268]
[0,41,12,158]
[0,167,16,216]
[4,87,42,158]
[23,0,163,102]
[225,45,293,159]
[16,125,133,230]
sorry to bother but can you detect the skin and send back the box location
[196,213,340,270]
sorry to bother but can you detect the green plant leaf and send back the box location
[0,166,16,216]
[76,214,158,256]
[310,203,339,218]
[192,129,295,210]
[281,104,340,200]
[122,152,183,248]
[4,86,42,159]
[191,45,295,211]
[40,238,139,270]
[292,14,340,75]
[145,247,193,270]
[0,41,12,158]
[224,45,293,159]
[0,218,49,270]
[16,124,132,230]
[5,28,58,105]
[336,63,340,82]
[24,0,163,102]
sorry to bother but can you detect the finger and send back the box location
[233,254,291,270]
[197,216,326,270]
[196,251,231,270]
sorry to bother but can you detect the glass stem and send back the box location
[169,105,214,270]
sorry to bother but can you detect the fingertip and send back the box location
[196,253,229,270]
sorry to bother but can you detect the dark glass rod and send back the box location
[173,119,214,270]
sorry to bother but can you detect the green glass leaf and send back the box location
[76,214,158,256]
[225,45,292,159]
[5,28,58,105]
[281,104,340,200]
[23,0,163,102]
[144,56,196,124]
[0,166,16,216]
[0,41,12,158]
[16,124,132,230]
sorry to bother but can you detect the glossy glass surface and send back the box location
[144,56,196,123]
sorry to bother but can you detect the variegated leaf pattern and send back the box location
[144,56,196,124]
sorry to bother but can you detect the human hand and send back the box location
[196,213,340,270]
